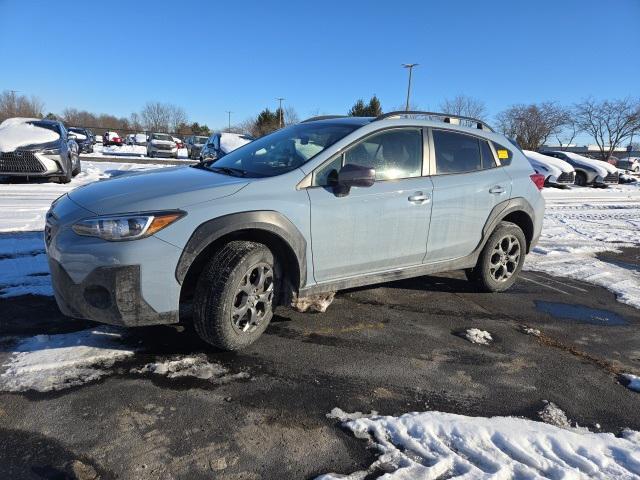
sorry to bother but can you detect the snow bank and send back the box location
[132,354,249,383]
[463,328,492,345]
[101,145,146,156]
[319,410,640,479]
[0,326,134,392]
[528,185,640,309]
[0,119,60,152]
[291,292,336,313]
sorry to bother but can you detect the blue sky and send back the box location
[0,0,638,130]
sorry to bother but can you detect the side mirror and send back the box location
[330,163,375,196]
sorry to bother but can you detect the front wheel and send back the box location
[193,241,278,351]
[465,221,526,292]
[574,171,587,186]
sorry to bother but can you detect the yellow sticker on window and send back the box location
[497,149,509,159]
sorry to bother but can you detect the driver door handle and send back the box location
[489,185,506,194]
[408,192,431,203]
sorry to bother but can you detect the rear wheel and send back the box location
[574,171,587,186]
[465,221,526,292]
[193,241,278,351]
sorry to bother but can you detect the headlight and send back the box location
[42,147,61,155]
[72,211,185,241]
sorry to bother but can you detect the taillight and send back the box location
[530,173,545,190]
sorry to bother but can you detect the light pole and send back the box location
[276,97,285,128]
[226,111,232,132]
[401,64,418,111]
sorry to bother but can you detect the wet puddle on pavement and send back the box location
[535,301,628,326]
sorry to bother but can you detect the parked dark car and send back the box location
[68,127,95,153]
[184,135,209,159]
[0,118,81,183]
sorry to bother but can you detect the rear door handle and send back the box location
[489,185,506,194]
[408,192,431,203]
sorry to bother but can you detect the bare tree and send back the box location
[554,114,582,151]
[0,90,45,123]
[440,95,486,120]
[168,105,188,133]
[140,102,172,132]
[495,102,569,150]
[574,98,640,161]
[284,106,299,126]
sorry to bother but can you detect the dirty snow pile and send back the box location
[528,185,640,309]
[319,410,640,479]
[0,118,59,152]
[133,354,250,383]
[0,326,134,392]
[0,232,50,297]
[463,328,492,345]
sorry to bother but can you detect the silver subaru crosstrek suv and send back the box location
[46,112,545,351]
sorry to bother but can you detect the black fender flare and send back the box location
[477,197,536,254]
[175,210,307,288]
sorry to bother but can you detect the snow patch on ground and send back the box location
[0,232,50,297]
[463,328,492,345]
[528,185,640,309]
[291,292,336,313]
[0,326,134,392]
[0,161,164,232]
[622,373,640,392]
[132,354,250,383]
[319,410,640,479]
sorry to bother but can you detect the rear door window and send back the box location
[432,130,482,174]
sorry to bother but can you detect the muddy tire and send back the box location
[465,221,526,293]
[193,241,278,351]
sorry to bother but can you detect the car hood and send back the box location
[524,150,574,175]
[68,165,248,215]
[560,153,617,175]
[151,139,175,146]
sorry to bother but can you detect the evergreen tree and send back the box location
[254,108,280,137]
[348,96,383,117]
[366,95,383,116]
[348,99,368,116]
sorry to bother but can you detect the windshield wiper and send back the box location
[208,166,249,177]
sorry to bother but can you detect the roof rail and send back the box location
[300,115,349,123]
[376,111,494,132]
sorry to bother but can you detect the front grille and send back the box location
[155,143,173,150]
[557,171,575,184]
[604,172,619,184]
[0,151,45,173]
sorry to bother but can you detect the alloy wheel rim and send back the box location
[231,262,274,333]
[489,235,521,282]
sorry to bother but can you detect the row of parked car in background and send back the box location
[0,115,637,186]
[523,148,638,188]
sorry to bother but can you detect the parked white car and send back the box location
[616,156,640,173]
[542,151,619,186]
[524,150,575,187]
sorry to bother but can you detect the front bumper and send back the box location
[49,259,178,326]
[0,151,64,177]
[45,195,183,326]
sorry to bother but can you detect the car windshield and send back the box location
[196,136,208,144]
[27,121,61,135]
[202,122,360,177]
[152,134,173,141]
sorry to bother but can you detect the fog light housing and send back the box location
[84,285,111,309]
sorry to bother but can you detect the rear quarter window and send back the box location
[492,142,513,166]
